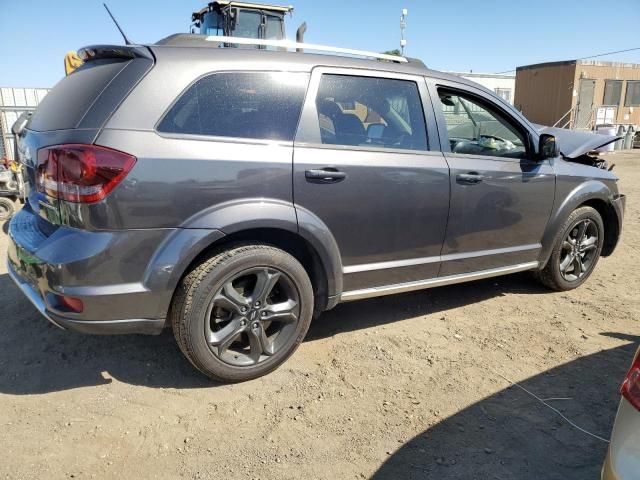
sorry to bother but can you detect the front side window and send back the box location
[157,72,309,141]
[314,74,428,151]
[438,90,527,159]
[603,80,623,106]
[625,81,640,107]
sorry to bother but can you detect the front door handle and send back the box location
[456,172,484,185]
[305,168,347,184]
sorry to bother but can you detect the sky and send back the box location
[1,0,639,88]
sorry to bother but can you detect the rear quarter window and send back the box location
[29,59,130,132]
[157,72,309,141]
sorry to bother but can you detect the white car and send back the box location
[602,347,640,479]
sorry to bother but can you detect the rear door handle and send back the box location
[305,168,347,184]
[456,172,484,185]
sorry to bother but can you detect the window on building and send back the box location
[603,80,623,106]
[596,106,616,125]
[494,88,512,103]
[624,81,640,107]
[157,72,309,141]
[314,74,428,151]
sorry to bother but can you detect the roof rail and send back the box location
[204,35,409,63]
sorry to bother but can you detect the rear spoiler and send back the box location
[77,45,153,62]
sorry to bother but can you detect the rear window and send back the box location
[157,72,309,141]
[29,59,130,132]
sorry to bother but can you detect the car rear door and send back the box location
[293,67,450,294]
[427,79,555,277]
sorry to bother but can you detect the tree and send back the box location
[383,49,401,56]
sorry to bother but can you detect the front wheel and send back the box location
[170,244,314,382]
[535,206,604,291]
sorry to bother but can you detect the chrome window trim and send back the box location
[293,142,440,156]
[294,66,432,148]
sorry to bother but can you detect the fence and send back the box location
[0,87,50,160]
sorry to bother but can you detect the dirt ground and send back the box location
[1,152,639,480]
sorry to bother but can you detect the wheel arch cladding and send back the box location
[144,200,343,318]
[539,180,619,266]
[178,228,335,313]
[179,199,342,298]
[580,198,620,256]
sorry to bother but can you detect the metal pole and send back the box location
[400,8,407,55]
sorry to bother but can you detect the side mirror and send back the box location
[539,133,559,159]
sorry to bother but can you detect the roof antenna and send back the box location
[103,3,132,45]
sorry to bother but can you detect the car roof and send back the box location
[149,35,479,89]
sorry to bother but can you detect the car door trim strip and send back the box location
[340,261,539,301]
[343,243,540,274]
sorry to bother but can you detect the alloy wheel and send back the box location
[559,218,599,282]
[204,267,301,367]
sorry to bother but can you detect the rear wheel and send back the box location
[170,244,314,382]
[535,206,604,291]
[0,197,15,222]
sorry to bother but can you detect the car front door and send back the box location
[428,80,555,277]
[293,68,450,293]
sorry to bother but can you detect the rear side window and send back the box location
[314,74,428,151]
[157,72,309,141]
[29,59,130,132]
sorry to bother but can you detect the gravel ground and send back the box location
[0,152,639,480]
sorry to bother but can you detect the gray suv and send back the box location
[8,36,625,381]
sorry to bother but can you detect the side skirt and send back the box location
[339,261,539,302]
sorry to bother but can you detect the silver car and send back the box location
[602,347,640,479]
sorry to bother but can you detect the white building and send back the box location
[448,72,516,105]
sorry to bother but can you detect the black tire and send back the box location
[0,197,15,222]
[170,244,314,382]
[535,206,604,291]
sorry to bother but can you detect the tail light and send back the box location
[36,144,136,203]
[621,350,640,411]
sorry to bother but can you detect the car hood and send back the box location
[534,124,621,159]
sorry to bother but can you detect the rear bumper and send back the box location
[7,259,63,329]
[6,207,171,335]
[7,260,164,334]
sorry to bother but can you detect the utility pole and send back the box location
[400,8,407,55]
